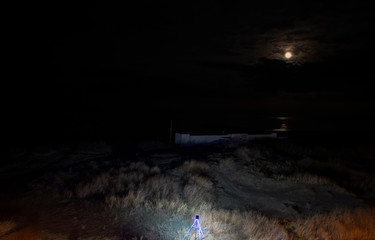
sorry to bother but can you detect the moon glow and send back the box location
[284,51,293,59]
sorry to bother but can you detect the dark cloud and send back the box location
[22,0,372,76]
[12,1,375,113]
[211,1,375,65]
[5,0,375,147]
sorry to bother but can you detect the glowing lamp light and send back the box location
[182,215,204,240]
[284,51,293,59]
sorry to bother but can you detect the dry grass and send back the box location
[218,157,236,171]
[74,162,152,199]
[101,159,289,240]
[235,146,264,163]
[69,153,372,239]
[0,220,17,237]
[68,158,282,239]
[1,228,120,240]
[75,173,111,198]
[180,160,209,177]
[183,175,214,204]
[24,140,374,239]
[235,143,374,195]
[312,158,375,193]
[197,208,288,240]
[274,173,352,194]
[292,207,375,240]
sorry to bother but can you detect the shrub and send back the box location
[181,160,209,177]
[75,173,110,198]
[293,207,375,240]
[0,220,17,237]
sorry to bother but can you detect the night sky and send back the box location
[7,1,375,146]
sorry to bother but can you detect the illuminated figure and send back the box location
[182,215,204,240]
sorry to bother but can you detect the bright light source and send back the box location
[284,51,293,59]
[183,215,204,240]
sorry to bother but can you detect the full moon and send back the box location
[284,51,293,59]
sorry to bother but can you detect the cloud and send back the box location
[205,1,375,65]
[40,1,375,79]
